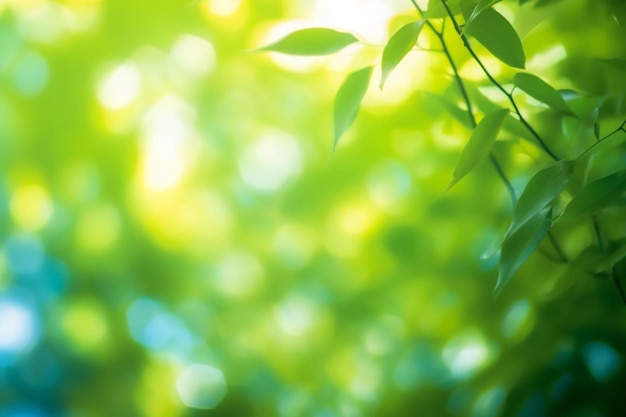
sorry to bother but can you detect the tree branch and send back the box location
[409,0,518,205]
[438,0,560,161]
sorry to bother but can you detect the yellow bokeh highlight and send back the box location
[59,299,109,355]
[75,204,120,253]
[129,187,233,257]
[137,358,183,417]
[10,184,53,231]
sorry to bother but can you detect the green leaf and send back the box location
[514,73,572,113]
[465,0,504,27]
[464,7,526,68]
[562,170,626,218]
[496,208,552,294]
[426,0,462,18]
[572,245,605,275]
[380,21,424,89]
[255,28,358,55]
[596,239,626,273]
[333,66,373,149]
[448,108,509,189]
[594,122,600,139]
[510,160,573,234]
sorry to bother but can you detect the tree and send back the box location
[1,0,625,416]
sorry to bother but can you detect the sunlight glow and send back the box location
[443,333,496,380]
[239,130,302,192]
[207,0,242,17]
[169,34,216,80]
[176,364,227,410]
[10,185,52,231]
[75,204,120,252]
[0,301,37,355]
[212,251,264,298]
[97,64,142,110]
[275,296,323,338]
[59,300,109,353]
[366,160,411,212]
[310,0,405,44]
[140,96,196,191]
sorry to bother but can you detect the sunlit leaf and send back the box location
[510,160,573,234]
[465,7,526,68]
[514,73,572,113]
[448,108,509,189]
[562,170,626,218]
[380,21,424,89]
[496,208,552,294]
[465,0,504,27]
[427,0,462,18]
[255,28,358,55]
[333,66,373,149]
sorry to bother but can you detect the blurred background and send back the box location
[1,0,626,416]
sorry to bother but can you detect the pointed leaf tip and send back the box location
[514,73,572,113]
[496,207,552,295]
[465,7,526,69]
[510,160,573,234]
[379,21,424,90]
[333,66,373,149]
[449,108,509,189]
[256,28,358,56]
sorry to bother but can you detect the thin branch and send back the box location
[593,216,626,304]
[489,154,517,205]
[612,268,626,304]
[576,119,626,160]
[593,215,604,250]
[409,0,518,206]
[548,231,568,263]
[438,0,560,161]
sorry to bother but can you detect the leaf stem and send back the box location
[547,231,568,263]
[593,215,604,250]
[612,268,626,304]
[438,0,560,161]
[593,217,626,304]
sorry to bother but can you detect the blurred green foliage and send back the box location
[1,0,626,416]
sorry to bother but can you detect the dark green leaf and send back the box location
[594,123,600,139]
[255,28,358,55]
[514,73,571,113]
[496,208,552,294]
[333,66,373,149]
[510,160,573,234]
[572,245,605,275]
[596,240,626,273]
[380,21,424,89]
[465,7,526,68]
[448,108,509,189]
[562,170,626,218]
